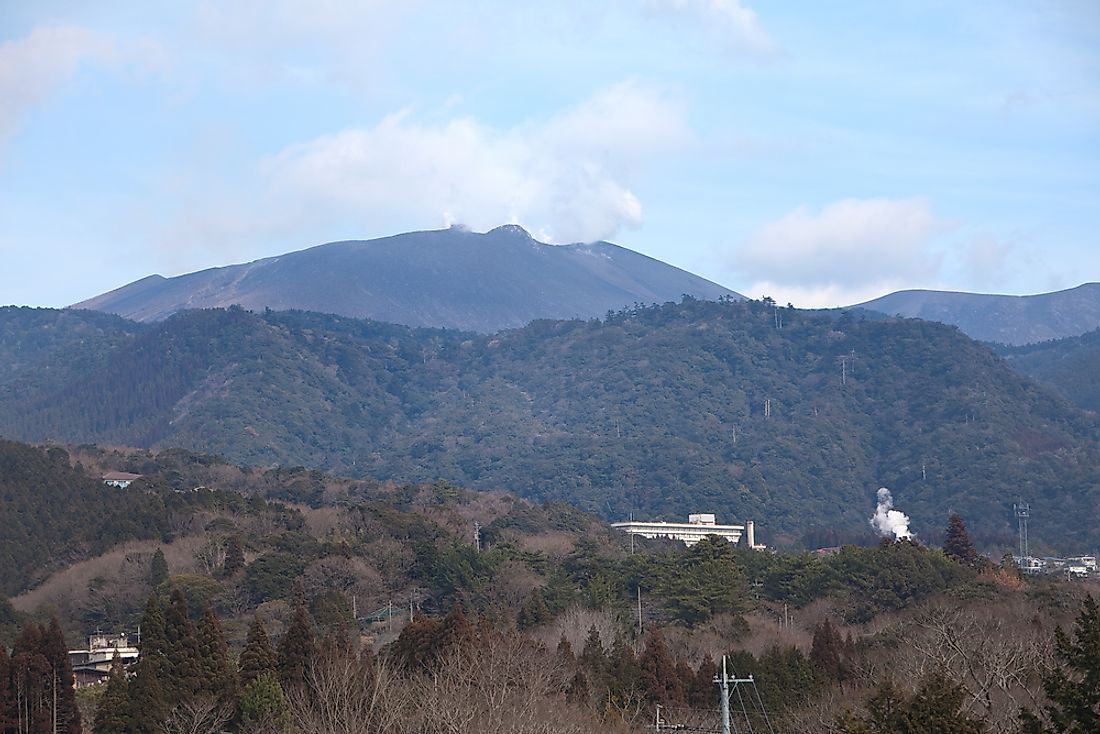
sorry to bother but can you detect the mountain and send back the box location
[1,301,1097,550]
[998,328,1100,413]
[853,283,1100,345]
[73,225,742,332]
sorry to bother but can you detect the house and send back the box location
[102,471,142,488]
[68,633,140,687]
[612,514,767,549]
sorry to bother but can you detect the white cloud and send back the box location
[256,79,690,244]
[729,198,958,307]
[646,0,775,57]
[0,25,116,143]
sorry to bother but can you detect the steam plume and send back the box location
[870,487,913,540]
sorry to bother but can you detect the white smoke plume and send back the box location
[870,487,913,540]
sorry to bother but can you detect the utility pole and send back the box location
[764,398,771,419]
[637,587,643,638]
[715,655,733,734]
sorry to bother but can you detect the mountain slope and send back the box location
[999,329,1100,413]
[853,283,1100,345]
[1,301,1097,550]
[73,225,742,332]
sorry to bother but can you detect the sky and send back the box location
[1,1,1098,309]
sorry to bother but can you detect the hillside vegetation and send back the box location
[0,300,1097,549]
[1000,328,1100,413]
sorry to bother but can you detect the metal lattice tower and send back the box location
[1014,503,1030,559]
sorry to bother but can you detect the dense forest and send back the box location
[1,442,1097,733]
[0,300,1098,550]
[999,328,1100,414]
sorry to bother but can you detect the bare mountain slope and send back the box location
[854,283,1100,345]
[74,225,741,332]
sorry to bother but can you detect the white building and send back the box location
[69,633,139,687]
[611,514,766,549]
[102,471,142,488]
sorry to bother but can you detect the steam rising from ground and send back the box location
[870,487,913,540]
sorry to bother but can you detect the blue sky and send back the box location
[1,1,1097,309]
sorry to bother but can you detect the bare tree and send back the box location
[289,646,410,734]
[162,697,233,734]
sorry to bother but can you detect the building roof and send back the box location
[102,471,142,481]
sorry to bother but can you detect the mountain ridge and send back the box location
[854,282,1100,345]
[74,225,742,332]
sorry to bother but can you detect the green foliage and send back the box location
[149,548,168,588]
[238,672,289,731]
[92,653,129,734]
[1021,595,1100,734]
[1001,328,1100,413]
[245,552,307,603]
[1,302,1098,547]
[836,672,986,734]
[277,605,315,691]
[238,617,277,689]
[943,514,981,568]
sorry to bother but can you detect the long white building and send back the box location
[611,513,765,549]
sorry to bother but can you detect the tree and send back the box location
[811,618,853,683]
[1022,595,1100,734]
[688,655,717,707]
[943,514,981,568]
[195,604,235,700]
[150,549,169,588]
[127,657,167,734]
[163,589,202,701]
[0,646,14,734]
[835,672,985,734]
[222,536,245,577]
[639,630,684,706]
[138,594,168,667]
[277,605,315,692]
[92,653,129,734]
[238,616,276,689]
[238,672,289,733]
[41,618,81,734]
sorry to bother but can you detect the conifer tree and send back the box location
[238,616,276,689]
[92,653,129,734]
[238,672,289,732]
[0,645,14,734]
[688,654,717,707]
[1022,594,1100,734]
[195,604,235,701]
[943,513,981,568]
[517,589,551,630]
[163,589,202,701]
[127,657,167,734]
[149,549,169,588]
[639,629,684,705]
[276,605,315,692]
[811,618,847,682]
[579,625,607,681]
[565,670,590,705]
[10,622,50,734]
[607,637,642,705]
[556,635,574,663]
[222,536,244,577]
[41,618,81,734]
[137,595,168,668]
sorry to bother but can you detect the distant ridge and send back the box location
[73,225,742,332]
[854,283,1100,345]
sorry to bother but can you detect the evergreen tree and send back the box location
[688,655,717,707]
[163,589,201,701]
[195,604,235,701]
[41,618,81,734]
[811,618,852,682]
[565,670,589,705]
[607,637,642,708]
[579,625,607,683]
[0,645,14,734]
[92,653,129,734]
[556,635,574,663]
[10,622,50,734]
[276,605,315,692]
[137,595,167,668]
[517,589,552,630]
[222,536,244,577]
[238,672,289,733]
[639,629,684,705]
[238,616,276,689]
[149,549,168,588]
[127,657,167,734]
[1022,594,1100,734]
[836,672,985,734]
[943,514,981,568]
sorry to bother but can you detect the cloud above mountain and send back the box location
[211,79,690,247]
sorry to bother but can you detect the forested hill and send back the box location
[1,300,1098,549]
[998,328,1100,413]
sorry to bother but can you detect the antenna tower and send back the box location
[1014,503,1030,559]
[473,521,481,553]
